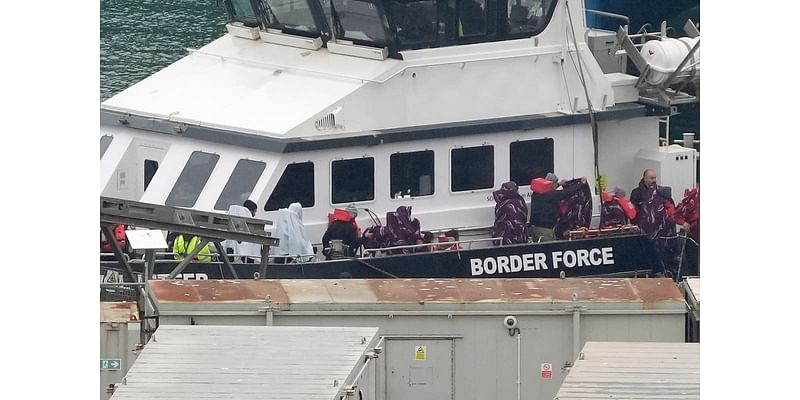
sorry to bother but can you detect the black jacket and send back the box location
[321,220,361,257]
[530,185,581,228]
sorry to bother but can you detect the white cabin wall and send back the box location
[99,130,132,195]
[597,117,660,194]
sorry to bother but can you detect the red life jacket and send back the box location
[101,224,127,252]
[531,178,556,194]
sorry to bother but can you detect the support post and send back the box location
[101,224,136,283]
[212,240,238,279]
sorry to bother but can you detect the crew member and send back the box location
[529,173,587,242]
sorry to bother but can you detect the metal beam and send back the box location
[167,238,210,279]
[212,240,239,279]
[101,224,137,283]
[100,197,278,246]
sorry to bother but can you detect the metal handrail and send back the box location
[101,252,130,263]
[362,237,503,256]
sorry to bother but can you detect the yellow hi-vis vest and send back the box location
[173,235,213,262]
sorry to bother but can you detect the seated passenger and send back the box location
[322,207,374,259]
[599,187,637,228]
[221,202,262,263]
[553,177,593,239]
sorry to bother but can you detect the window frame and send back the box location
[449,144,495,193]
[100,135,113,159]
[389,150,436,200]
[264,161,316,211]
[509,137,554,188]
[214,158,268,211]
[164,151,221,208]
[330,156,376,205]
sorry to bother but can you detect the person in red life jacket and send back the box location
[101,224,128,254]
[322,206,373,259]
[529,173,587,242]
[629,169,688,277]
[437,230,463,251]
[676,186,700,275]
[599,187,637,228]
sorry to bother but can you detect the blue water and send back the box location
[100,0,226,101]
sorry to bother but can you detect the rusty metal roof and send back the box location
[150,278,683,312]
[100,302,139,323]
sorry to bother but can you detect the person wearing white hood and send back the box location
[221,202,263,263]
[270,202,314,263]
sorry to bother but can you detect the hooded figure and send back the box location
[530,174,587,241]
[270,203,314,262]
[553,178,593,239]
[221,205,262,262]
[492,181,529,245]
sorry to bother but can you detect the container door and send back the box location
[385,339,453,400]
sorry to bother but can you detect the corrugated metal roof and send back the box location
[555,341,700,400]
[110,325,379,400]
[150,278,684,312]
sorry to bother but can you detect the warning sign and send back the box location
[540,363,552,379]
[415,345,426,361]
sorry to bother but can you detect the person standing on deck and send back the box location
[529,173,587,242]
[630,169,689,276]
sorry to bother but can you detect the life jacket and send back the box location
[328,208,361,237]
[531,178,556,194]
[101,224,127,252]
[173,235,213,262]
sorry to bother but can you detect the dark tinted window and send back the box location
[505,0,557,35]
[266,0,319,34]
[215,159,267,211]
[265,162,315,211]
[332,157,374,204]
[453,0,487,38]
[165,151,220,207]
[388,0,437,46]
[451,146,494,191]
[144,160,159,191]
[390,151,434,198]
[510,138,554,186]
[100,135,113,159]
[332,0,388,45]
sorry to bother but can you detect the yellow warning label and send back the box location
[415,345,426,361]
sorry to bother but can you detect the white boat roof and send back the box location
[102,35,401,137]
[110,325,380,400]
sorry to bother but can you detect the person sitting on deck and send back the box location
[221,201,262,263]
[322,206,373,259]
[599,186,637,228]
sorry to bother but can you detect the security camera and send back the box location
[503,315,518,329]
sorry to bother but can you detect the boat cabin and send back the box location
[100,0,697,248]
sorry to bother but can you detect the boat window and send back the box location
[144,160,159,191]
[387,0,438,46]
[215,159,268,211]
[390,150,434,198]
[448,0,487,38]
[504,0,556,35]
[165,151,220,208]
[451,145,494,192]
[100,135,113,159]
[332,0,389,46]
[509,138,554,187]
[332,157,375,204]
[265,162,315,211]
[223,0,261,27]
[265,0,319,34]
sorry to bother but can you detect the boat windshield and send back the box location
[331,0,390,46]
[223,0,262,27]
[265,0,321,35]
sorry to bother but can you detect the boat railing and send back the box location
[101,252,130,263]
[362,237,502,257]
